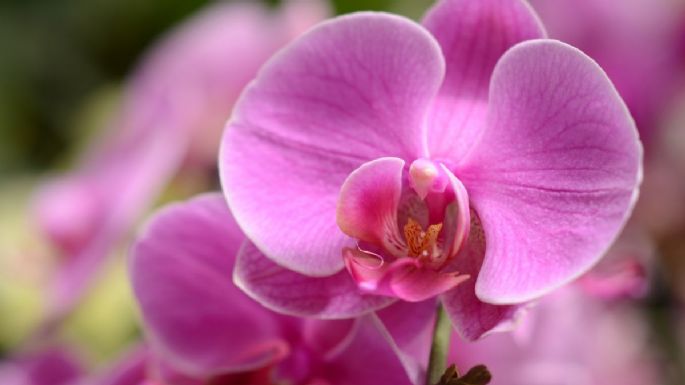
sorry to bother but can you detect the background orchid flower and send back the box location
[528,0,685,146]
[30,0,329,320]
[221,0,641,340]
[128,194,415,385]
[449,285,661,385]
[0,346,84,385]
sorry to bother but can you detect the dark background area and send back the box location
[0,0,412,176]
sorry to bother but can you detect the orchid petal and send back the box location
[234,241,395,318]
[459,40,642,304]
[440,216,524,340]
[130,194,289,377]
[337,157,405,254]
[220,12,445,276]
[322,316,414,385]
[303,319,356,358]
[375,300,438,384]
[422,0,545,161]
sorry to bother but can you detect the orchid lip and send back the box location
[337,157,473,301]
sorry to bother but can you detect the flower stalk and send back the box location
[426,304,452,385]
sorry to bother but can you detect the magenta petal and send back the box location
[130,194,289,377]
[440,218,524,340]
[375,300,438,384]
[235,241,395,318]
[459,40,642,304]
[337,157,404,249]
[422,0,545,161]
[220,12,445,276]
[303,319,356,358]
[0,347,84,385]
[322,316,414,385]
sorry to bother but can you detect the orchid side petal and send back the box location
[220,12,445,276]
[234,241,395,319]
[459,40,642,304]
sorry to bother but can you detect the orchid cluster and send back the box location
[5,0,685,384]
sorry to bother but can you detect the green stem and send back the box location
[426,304,452,385]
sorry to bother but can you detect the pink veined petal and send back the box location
[337,157,405,253]
[220,12,445,276]
[459,40,642,304]
[374,300,438,384]
[321,316,415,385]
[440,215,525,341]
[130,194,289,378]
[234,241,395,319]
[422,0,546,162]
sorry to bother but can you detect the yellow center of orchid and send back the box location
[403,217,442,259]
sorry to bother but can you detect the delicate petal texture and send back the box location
[337,157,404,249]
[422,0,545,161]
[221,12,445,275]
[440,216,523,340]
[130,194,289,377]
[235,242,395,318]
[459,40,642,303]
[375,300,437,384]
[322,316,414,385]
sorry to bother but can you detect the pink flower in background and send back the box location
[0,346,84,385]
[127,194,414,385]
[221,0,641,342]
[449,286,661,385]
[31,0,328,319]
[528,0,685,145]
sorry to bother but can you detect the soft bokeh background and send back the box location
[1,0,685,384]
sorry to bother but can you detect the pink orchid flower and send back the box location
[31,0,328,318]
[220,0,642,340]
[127,194,415,385]
[449,285,661,385]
